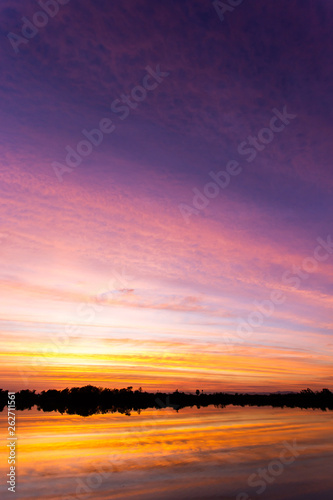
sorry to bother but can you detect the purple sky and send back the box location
[1,0,333,391]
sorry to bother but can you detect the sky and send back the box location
[0,0,332,392]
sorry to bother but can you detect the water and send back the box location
[0,405,332,499]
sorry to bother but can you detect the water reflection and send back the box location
[0,405,332,499]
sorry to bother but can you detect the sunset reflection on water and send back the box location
[0,405,332,500]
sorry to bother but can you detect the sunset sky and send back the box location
[1,0,333,392]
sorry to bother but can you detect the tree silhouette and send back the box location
[0,387,332,416]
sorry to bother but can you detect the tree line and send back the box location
[0,386,332,417]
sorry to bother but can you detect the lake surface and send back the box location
[0,405,332,499]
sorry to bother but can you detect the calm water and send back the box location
[0,405,332,499]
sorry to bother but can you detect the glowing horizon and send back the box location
[1,0,333,393]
